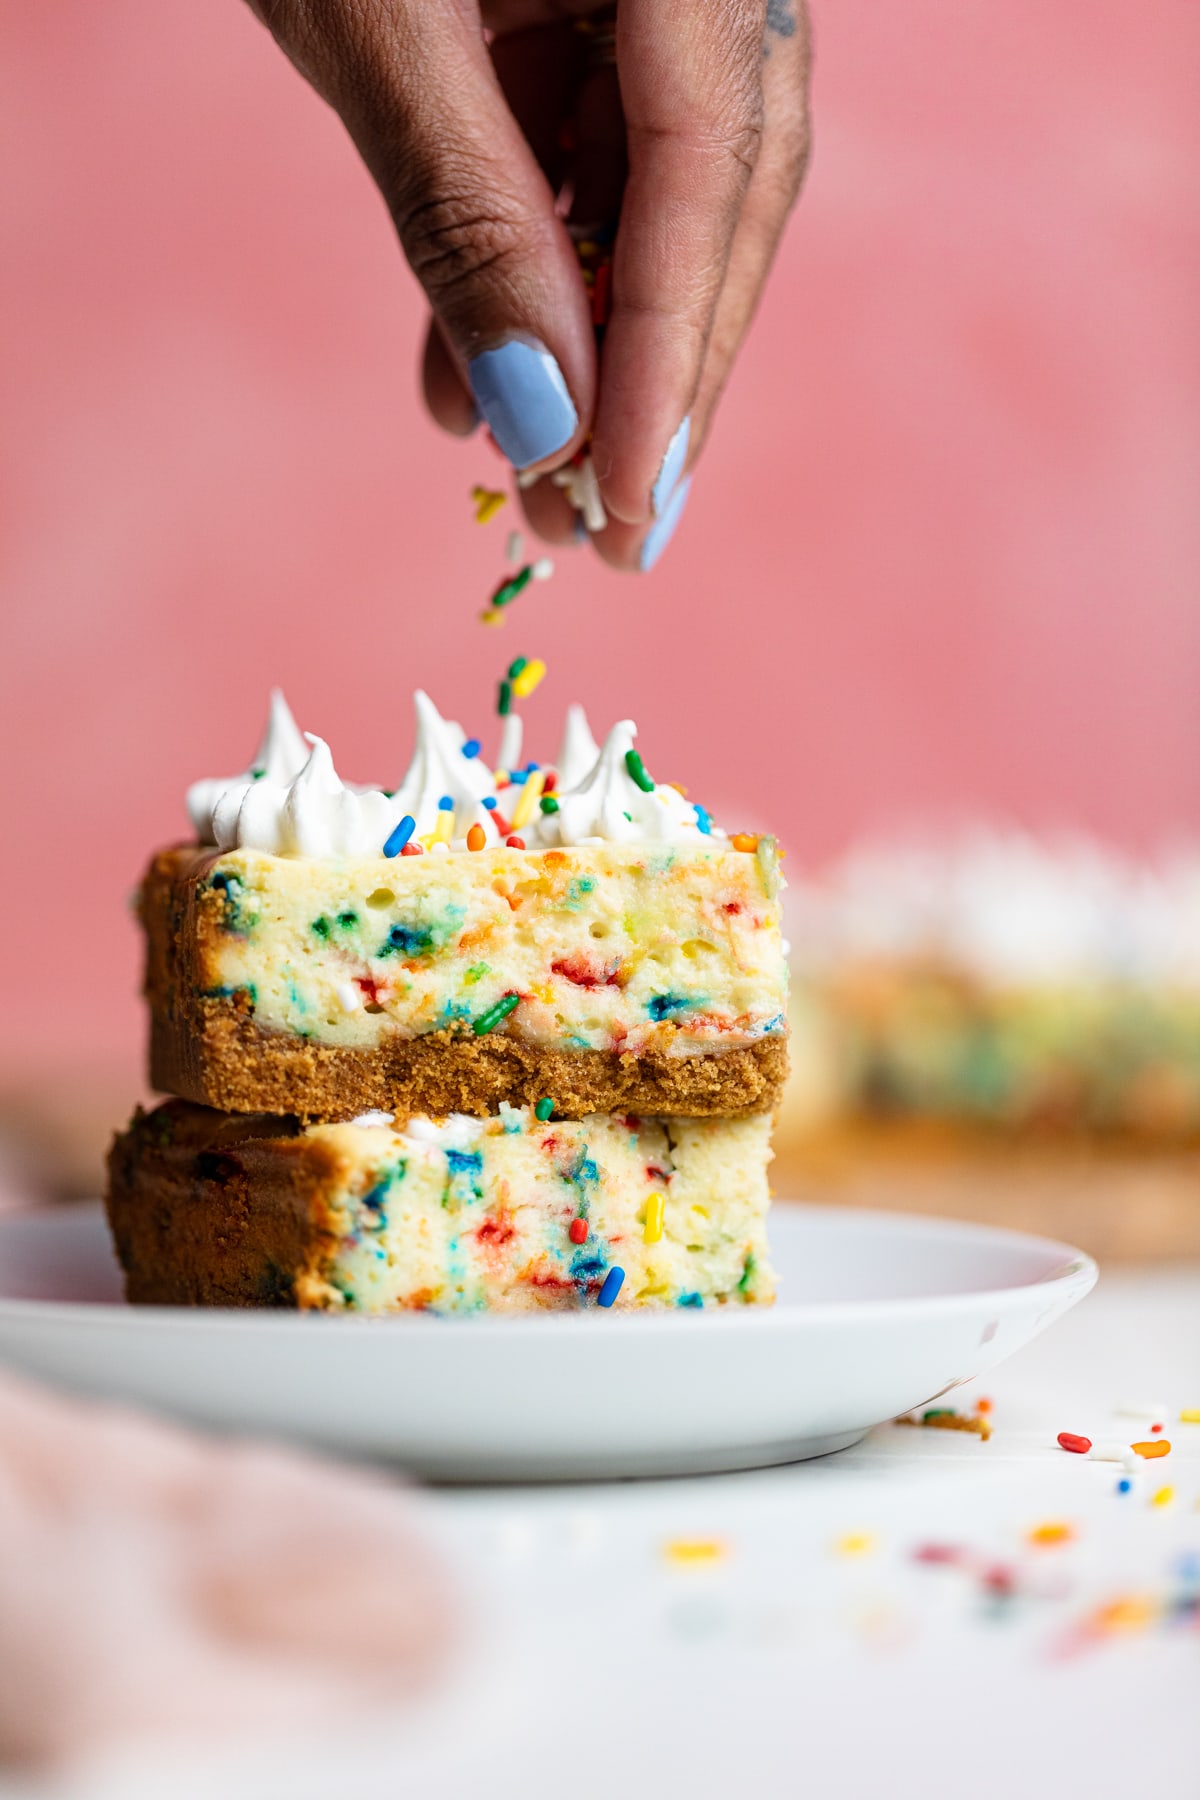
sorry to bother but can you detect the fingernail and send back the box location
[467,340,578,470]
[639,476,691,572]
[652,415,690,517]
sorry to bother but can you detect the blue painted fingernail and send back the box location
[467,340,578,470]
[652,415,690,517]
[639,476,691,572]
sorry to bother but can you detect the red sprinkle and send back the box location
[1057,1431,1092,1455]
[912,1544,965,1565]
[506,835,526,849]
[568,1218,588,1245]
[400,841,424,856]
[1151,1422,1164,1433]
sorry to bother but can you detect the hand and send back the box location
[249,0,813,571]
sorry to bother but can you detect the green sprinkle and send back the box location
[250,768,265,781]
[492,568,534,609]
[498,680,513,716]
[508,656,529,680]
[923,1408,957,1421]
[539,794,560,814]
[625,749,654,792]
[472,992,520,1036]
[534,1096,554,1121]
[311,916,330,939]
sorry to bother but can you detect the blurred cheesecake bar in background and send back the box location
[108,1100,775,1313]
[777,829,1200,1155]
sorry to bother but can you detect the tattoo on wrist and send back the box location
[764,0,796,55]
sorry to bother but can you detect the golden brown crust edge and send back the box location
[140,845,789,1122]
[105,1101,340,1307]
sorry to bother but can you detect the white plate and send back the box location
[0,1202,1096,1481]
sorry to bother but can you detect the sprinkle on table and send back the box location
[511,657,547,700]
[1117,1476,1134,1494]
[382,814,416,857]
[472,485,507,524]
[644,1192,664,1244]
[466,823,486,851]
[1181,1408,1200,1423]
[597,1266,624,1308]
[1151,1485,1175,1508]
[534,1096,554,1121]
[663,1538,727,1567]
[1131,1439,1171,1458]
[1028,1521,1075,1547]
[624,748,654,792]
[1057,1431,1092,1454]
[472,992,520,1036]
[834,1532,877,1558]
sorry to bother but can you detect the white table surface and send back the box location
[13,1264,1200,1800]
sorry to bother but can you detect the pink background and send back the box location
[2,1,1199,1069]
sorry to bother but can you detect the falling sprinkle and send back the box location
[497,680,513,716]
[506,529,525,563]
[511,658,547,700]
[472,485,507,524]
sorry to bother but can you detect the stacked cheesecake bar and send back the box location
[106,694,789,1313]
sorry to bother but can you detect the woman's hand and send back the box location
[249,0,812,570]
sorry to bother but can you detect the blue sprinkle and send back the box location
[597,1266,625,1308]
[438,795,454,811]
[462,738,482,759]
[482,796,498,811]
[382,814,416,857]
[694,804,713,836]
[1117,1477,1133,1494]
[677,1291,704,1308]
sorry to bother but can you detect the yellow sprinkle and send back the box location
[480,608,505,627]
[1092,1595,1157,1635]
[471,486,507,523]
[511,657,547,700]
[1151,1485,1175,1508]
[508,770,546,832]
[834,1532,877,1558]
[1028,1521,1074,1547]
[432,807,454,845]
[1180,1409,1200,1424]
[644,1193,664,1244]
[663,1538,727,1567]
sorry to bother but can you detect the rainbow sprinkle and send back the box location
[534,1097,554,1121]
[597,1266,625,1308]
[624,749,654,793]
[511,658,547,700]
[472,485,507,524]
[472,992,520,1036]
[382,815,416,858]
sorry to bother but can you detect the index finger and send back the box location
[590,0,767,527]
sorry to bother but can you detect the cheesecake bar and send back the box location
[106,1100,776,1313]
[145,691,788,1121]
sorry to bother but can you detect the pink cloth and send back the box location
[0,1373,453,1772]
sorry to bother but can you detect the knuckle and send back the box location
[393,183,540,307]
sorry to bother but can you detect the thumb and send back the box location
[253,0,593,470]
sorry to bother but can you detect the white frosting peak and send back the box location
[530,719,711,848]
[188,692,726,857]
[554,704,601,790]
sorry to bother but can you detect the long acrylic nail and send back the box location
[639,476,692,572]
[467,340,578,470]
[652,415,691,517]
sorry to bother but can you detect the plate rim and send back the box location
[0,1200,1099,1334]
